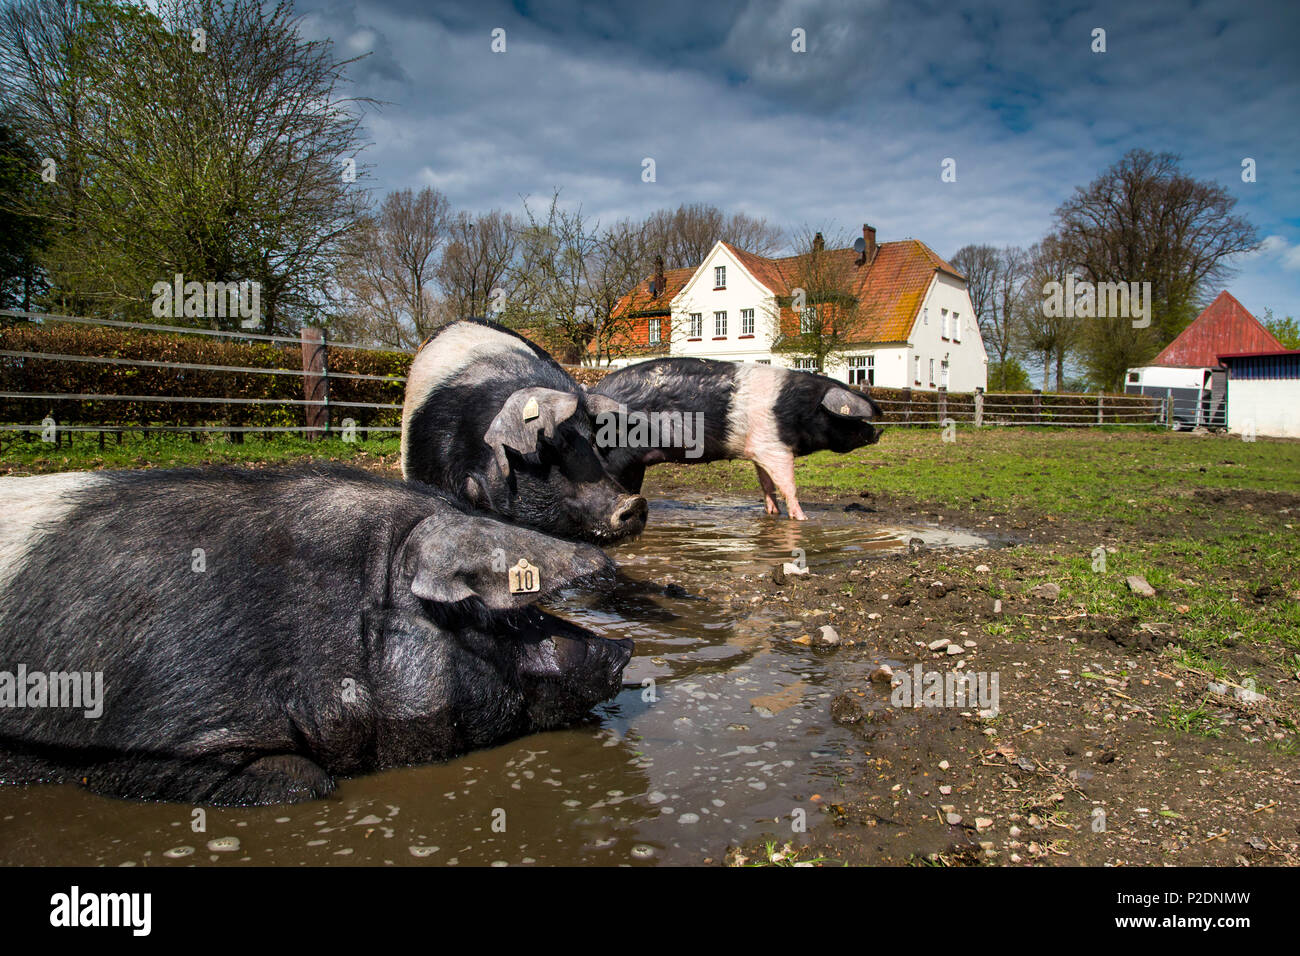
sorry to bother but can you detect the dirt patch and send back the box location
[709,513,1299,867]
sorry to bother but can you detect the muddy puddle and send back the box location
[0,496,989,866]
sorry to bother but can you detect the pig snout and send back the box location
[609,494,648,537]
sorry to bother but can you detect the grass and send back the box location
[646,425,1300,524]
[0,430,401,474]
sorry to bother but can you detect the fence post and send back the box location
[1164,394,1174,427]
[1097,393,1104,425]
[1033,389,1042,424]
[903,387,912,424]
[974,387,984,427]
[937,385,947,425]
[301,326,329,440]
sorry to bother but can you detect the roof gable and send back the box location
[1150,291,1282,368]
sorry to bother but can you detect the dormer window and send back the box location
[714,266,726,289]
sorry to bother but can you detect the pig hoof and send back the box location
[210,755,336,806]
[791,511,808,521]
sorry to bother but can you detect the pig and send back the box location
[591,358,883,520]
[0,466,631,805]
[401,319,647,543]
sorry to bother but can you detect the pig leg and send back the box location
[78,753,336,805]
[754,462,781,515]
[204,754,337,806]
[756,452,807,521]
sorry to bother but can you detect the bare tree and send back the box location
[505,192,598,363]
[332,186,450,349]
[585,218,652,366]
[643,202,783,269]
[768,228,872,373]
[950,243,997,340]
[984,245,1027,383]
[1017,237,1083,392]
[438,209,516,322]
[1054,149,1260,390]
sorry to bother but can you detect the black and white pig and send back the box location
[591,358,883,520]
[0,466,631,805]
[401,319,647,543]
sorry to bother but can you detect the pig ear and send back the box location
[584,392,624,417]
[821,387,876,420]
[484,387,581,475]
[404,514,615,611]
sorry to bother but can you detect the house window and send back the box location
[941,309,949,339]
[914,355,922,384]
[793,358,818,371]
[648,318,661,345]
[714,311,727,336]
[688,313,702,338]
[1128,371,1140,383]
[741,308,754,335]
[714,266,726,289]
[756,359,771,365]
[800,307,817,334]
[929,358,935,385]
[848,355,874,386]
[922,307,928,326]
[952,312,960,342]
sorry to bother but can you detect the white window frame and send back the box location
[688,313,702,337]
[847,354,874,386]
[929,358,935,385]
[941,308,949,339]
[714,311,727,336]
[741,308,754,335]
[793,358,818,371]
[800,306,818,334]
[952,312,961,342]
[648,317,661,344]
[714,265,726,289]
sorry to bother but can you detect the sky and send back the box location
[293,0,1300,333]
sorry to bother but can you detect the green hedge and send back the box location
[0,322,410,433]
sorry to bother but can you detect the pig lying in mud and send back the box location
[0,466,631,805]
[592,358,883,520]
[401,319,647,543]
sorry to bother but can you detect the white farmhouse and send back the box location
[598,224,988,391]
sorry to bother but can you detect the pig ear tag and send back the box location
[840,404,851,415]
[508,558,541,594]
[521,397,540,422]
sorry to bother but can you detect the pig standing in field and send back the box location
[591,358,883,520]
[401,319,647,543]
[0,466,631,805]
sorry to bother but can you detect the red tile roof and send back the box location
[1149,291,1282,368]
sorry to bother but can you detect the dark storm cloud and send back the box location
[295,0,1299,317]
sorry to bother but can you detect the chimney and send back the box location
[860,223,877,265]
[652,255,665,298]
[812,232,825,253]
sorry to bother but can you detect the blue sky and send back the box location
[296,0,1300,328]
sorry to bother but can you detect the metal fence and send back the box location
[1,309,1169,442]
[861,387,1162,428]
[0,309,409,442]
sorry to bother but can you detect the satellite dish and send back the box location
[853,237,866,253]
